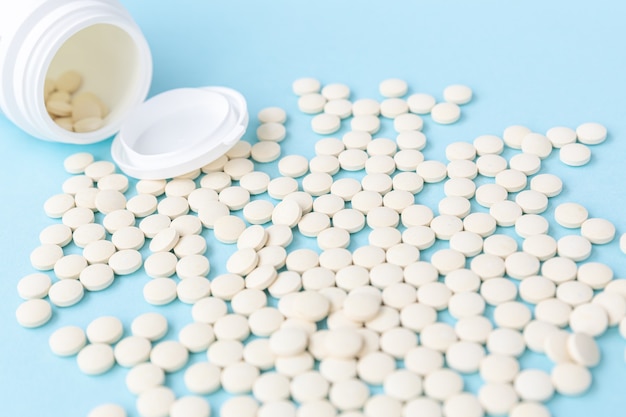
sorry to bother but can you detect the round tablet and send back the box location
[108,249,143,275]
[473,134,504,155]
[430,249,465,277]
[48,279,84,307]
[487,328,526,357]
[64,152,94,173]
[470,254,505,281]
[379,78,408,98]
[293,77,321,95]
[39,224,73,247]
[296,212,330,237]
[311,113,341,135]
[136,386,176,417]
[17,273,52,300]
[265,225,293,248]
[62,207,95,230]
[431,102,461,124]
[429,215,463,240]
[129,313,167,342]
[86,315,123,344]
[569,304,608,338]
[417,160,447,183]
[476,154,507,177]
[403,93,435,115]
[445,341,485,374]
[521,133,552,159]
[49,325,86,356]
[396,133,426,154]
[420,322,458,353]
[478,383,519,415]
[219,186,250,211]
[62,175,93,195]
[509,153,541,175]
[581,217,615,244]
[557,280,593,307]
[126,363,166,395]
[483,234,518,258]
[328,378,369,411]
[523,320,558,353]
[298,93,326,114]
[566,333,600,368]
[557,235,592,261]
[515,214,549,238]
[480,278,518,305]
[150,340,189,373]
[576,122,607,145]
[170,396,210,417]
[455,315,492,345]
[395,151,425,172]
[177,276,212,304]
[475,183,508,208]
[443,84,472,104]
[560,143,591,166]
[253,372,291,403]
[503,125,531,149]
[143,278,177,305]
[224,158,254,180]
[535,298,572,327]
[220,396,259,417]
[423,368,464,401]
[519,276,556,304]
[394,113,424,132]
[302,172,334,196]
[220,361,260,394]
[380,98,408,119]
[546,126,577,148]
[479,354,520,383]
[76,343,115,375]
[350,114,381,134]
[542,258,578,285]
[257,122,286,141]
[551,362,592,395]
[72,189,101,212]
[102,209,135,237]
[348,99,379,119]
[213,215,246,244]
[324,99,352,119]
[111,226,145,251]
[113,335,152,367]
[513,369,554,402]
[505,252,540,280]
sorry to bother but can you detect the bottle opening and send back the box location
[44,23,141,137]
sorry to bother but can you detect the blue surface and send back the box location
[1,1,626,416]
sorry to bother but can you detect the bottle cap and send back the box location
[111,86,248,179]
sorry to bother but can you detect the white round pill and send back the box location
[560,143,591,166]
[551,362,592,395]
[17,273,52,299]
[576,122,607,145]
[431,102,461,124]
[77,343,115,375]
[48,279,84,307]
[478,383,519,415]
[49,325,86,356]
[136,386,176,417]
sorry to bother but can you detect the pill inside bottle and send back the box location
[42,23,151,142]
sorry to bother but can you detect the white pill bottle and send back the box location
[0,0,152,144]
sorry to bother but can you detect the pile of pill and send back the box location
[44,70,108,133]
[15,76,625,417]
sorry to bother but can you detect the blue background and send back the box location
[1,1,626,416]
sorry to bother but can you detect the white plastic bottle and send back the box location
[0,0,153,144]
